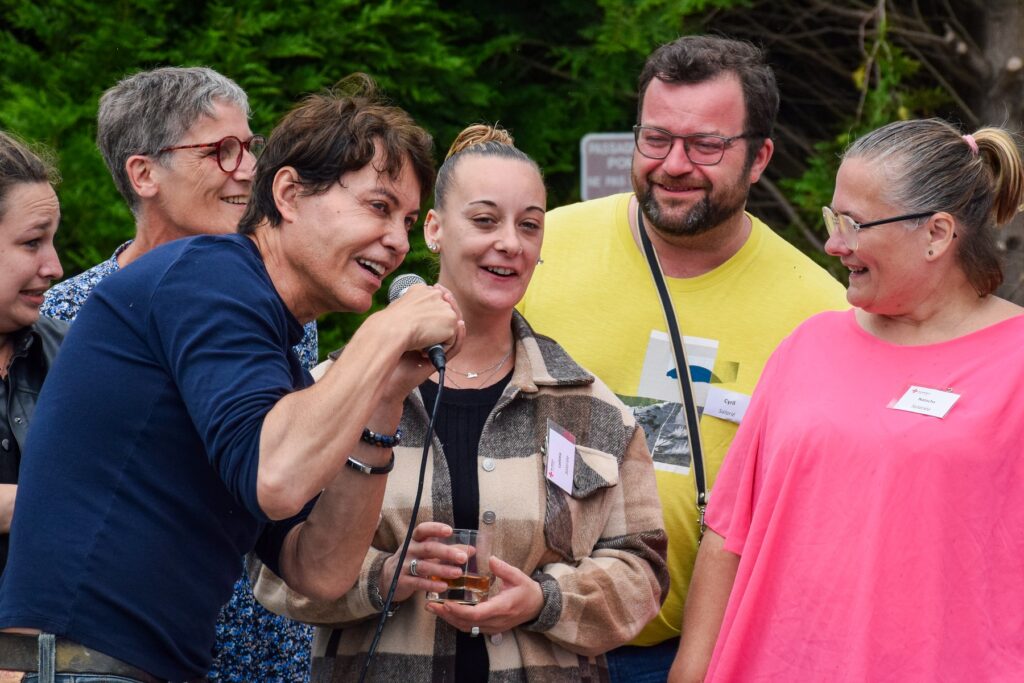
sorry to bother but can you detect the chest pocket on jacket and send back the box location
[544,445,619,562]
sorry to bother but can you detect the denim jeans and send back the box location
[605,637,681,683]
[21,633,153,683]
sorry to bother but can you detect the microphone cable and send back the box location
[358,366,445,683]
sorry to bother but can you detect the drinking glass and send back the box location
[425,527,493,605]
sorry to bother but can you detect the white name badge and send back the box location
[545,419,576,495]
[704,387,751,424]
[889,385,961,419]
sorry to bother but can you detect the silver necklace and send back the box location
[444,352,511,389]
[447,349,512,379]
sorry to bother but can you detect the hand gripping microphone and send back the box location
[387,273,447,371]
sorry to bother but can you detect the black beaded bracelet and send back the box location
[361,426,403,448]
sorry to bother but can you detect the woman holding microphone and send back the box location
[256,124,668,682]
[0,76,465,683]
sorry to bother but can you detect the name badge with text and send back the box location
[704,387,751,424]
[545,419,576,495]
[889,385,961,419]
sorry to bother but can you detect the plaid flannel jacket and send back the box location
[253,313,668,682]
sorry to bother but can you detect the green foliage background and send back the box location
[0,0,956,354]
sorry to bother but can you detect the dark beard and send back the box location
[637,183,745,238]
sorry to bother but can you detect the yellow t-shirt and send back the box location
[519,192,848,645]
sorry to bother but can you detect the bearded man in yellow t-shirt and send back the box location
[519,34,848,683]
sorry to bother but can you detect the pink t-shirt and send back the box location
[705,309,1024,681]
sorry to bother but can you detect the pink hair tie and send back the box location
[962,133,979,156]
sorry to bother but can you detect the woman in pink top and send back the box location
[670,119,1024,682]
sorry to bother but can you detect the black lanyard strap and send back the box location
[636,202,708,535]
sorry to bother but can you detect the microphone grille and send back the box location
[388,273,427,302]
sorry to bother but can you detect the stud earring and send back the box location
[536,258,544,265]
[928,249,934,256]
[427,241,439,253]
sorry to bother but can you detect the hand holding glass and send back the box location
[426,528,493,605]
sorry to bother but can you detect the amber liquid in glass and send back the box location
[427,573,492,604]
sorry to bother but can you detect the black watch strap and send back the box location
[346,452,396,475]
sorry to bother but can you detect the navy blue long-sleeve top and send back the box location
[0,234,312,680]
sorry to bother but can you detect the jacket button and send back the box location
[482,458,496,472]
[482,510,496,524]
[1,439,8,451]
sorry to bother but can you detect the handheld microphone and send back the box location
[387,273,446,371]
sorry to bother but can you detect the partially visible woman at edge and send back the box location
[670,118,1024,682]
[253,124,669,682]
[0,131,65,576]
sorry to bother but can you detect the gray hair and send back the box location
[97,66,249,213]
[845,118,1024,296]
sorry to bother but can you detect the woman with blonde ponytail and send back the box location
[259,124,668,682]
[673,119,1024,682]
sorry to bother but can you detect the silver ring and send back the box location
[470,626,480,637]
[409,558,419,577]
